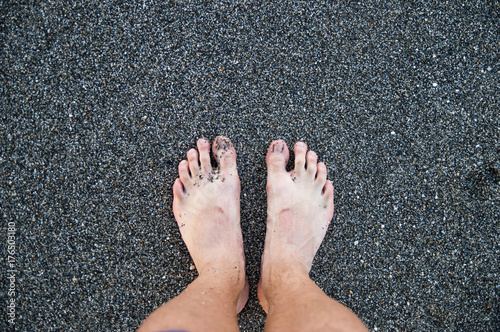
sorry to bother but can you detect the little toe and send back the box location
[173,178,185,198]
[323,180,335,217]
[178,160,192,187]
[322,179,334,199]
[212,136,237,170]
[294,142,308,175]
[197,138,212,175]
[315,162,328,187]
[306,150,318,179]
[266,140,289,174]
[187,148,201,177]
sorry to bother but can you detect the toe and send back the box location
[212,136,237,170]
[197,138,212,175]
[178,160,192,187]
[315,162,328,186]
[173,178,185,198]
[322,179,334,199]
[187,148,200,177]
[266,140,289,173]
[294,142,307,174]
[306,150,318,179]
[322,180,335,220]
[322,180,335,217]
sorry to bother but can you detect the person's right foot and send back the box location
[258,140,334,313]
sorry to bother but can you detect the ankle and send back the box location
[260,261,310,300]
[197,264,246,294]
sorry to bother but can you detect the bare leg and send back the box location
[139,137,248,332]
[258,140,368,332]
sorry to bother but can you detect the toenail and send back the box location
[273,142,284,153]
[296,142,305,148]
[215,137,231,150]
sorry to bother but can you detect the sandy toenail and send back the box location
[272,142,284,153]
[214,136,232,150]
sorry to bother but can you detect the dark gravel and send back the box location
[1,1,499,331]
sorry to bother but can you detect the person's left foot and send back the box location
[172,136,248,313]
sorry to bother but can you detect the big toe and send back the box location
[266,140,289,173]
[212,136,237,170]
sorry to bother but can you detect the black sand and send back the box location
[1,1,498,331]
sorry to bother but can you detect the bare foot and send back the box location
[172,136,249,313]
[258,140,334,313]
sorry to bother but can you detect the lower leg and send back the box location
[139,270,246,332]
[261,262,367,332]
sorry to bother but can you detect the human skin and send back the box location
[138,137,367,332]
